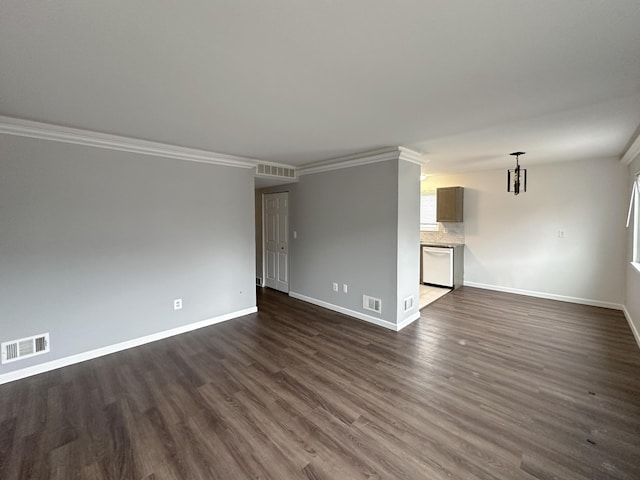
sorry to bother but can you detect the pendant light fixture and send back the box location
[507,151,527,195]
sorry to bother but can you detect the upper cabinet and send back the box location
[436,186,464,222]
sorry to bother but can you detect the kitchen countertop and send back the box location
[421,242,465,248]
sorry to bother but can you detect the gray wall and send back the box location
[395,160,420,323]
[289,160,402,325]
[0,135,256,374]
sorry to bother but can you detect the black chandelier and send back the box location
[507,151,527,195]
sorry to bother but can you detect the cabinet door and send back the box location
[436,187,463,222]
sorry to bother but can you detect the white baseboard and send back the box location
[289,292,414,331]
[463,281,624,311]
[397,311,421,331]
[622,306,640,350]
[0,306,257,386]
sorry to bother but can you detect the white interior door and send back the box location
[263,192,289,293]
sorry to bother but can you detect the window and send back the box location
[628,172,640,269]
[631,173,640,266]
[420,181,438,231]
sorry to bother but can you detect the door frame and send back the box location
[261,190,290,292]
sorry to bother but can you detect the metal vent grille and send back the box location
[363,295,382,313]
[403,296,414,312]
[5,343,18,362]
[1,333,50,364]
[256,164,296,179]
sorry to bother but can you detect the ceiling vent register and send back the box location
[256,164,296,180]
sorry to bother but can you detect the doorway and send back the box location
[263,192,289,293]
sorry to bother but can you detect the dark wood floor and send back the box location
[1,287,639,479]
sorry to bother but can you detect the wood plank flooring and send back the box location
[1,286,639,479]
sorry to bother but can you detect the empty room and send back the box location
[1,1,640,479]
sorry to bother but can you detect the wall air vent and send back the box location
[256,164,296,180]
[1,333,50,364]
[363,295,382,314]
[403,296,414,312]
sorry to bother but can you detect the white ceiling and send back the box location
[1,1,639,173]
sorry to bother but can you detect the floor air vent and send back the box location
[1,333,50,364]
[256,164,296,180]
[363,295,382,313]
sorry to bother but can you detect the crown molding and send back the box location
[398,147,428,165]
[297,146,427,176]
[0,117,431,173]
[0,116,261,168]
[621,130,640,166]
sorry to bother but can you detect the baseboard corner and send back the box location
[622,305,640,350]
[396,311,421,331]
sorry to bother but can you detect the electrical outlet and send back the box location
[558,230,566,238]
[173,298,182,310]
[332,282,338,292]
[343,284,348,293]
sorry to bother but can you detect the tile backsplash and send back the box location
[420,222,465,244]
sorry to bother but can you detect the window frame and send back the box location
[632,173,640,270]
[420,188,438,232]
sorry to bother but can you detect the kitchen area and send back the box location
[419,185,465,308]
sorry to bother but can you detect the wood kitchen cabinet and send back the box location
[436,186,463,222]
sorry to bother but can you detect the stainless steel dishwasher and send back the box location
[422,246,454,287]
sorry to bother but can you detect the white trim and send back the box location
[0,118,432,175]
[398,147,428,166]
[0,306,257,385]
[397,311,421,331]
[0,115,261,168]
[261,192,266,290]
[463,281,624,310]
[297,148,400,175]
[289,291,410,331]
[622,305,640,350]
[297,147,427,176]
[621,130,640,166]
